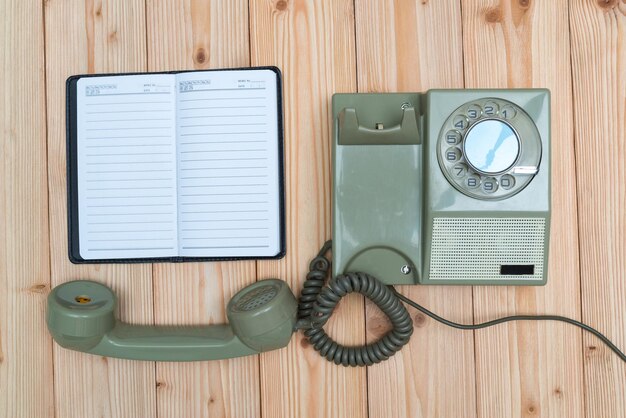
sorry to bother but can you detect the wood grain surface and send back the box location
[462,1,585,417]
[0,1,53,417]
[0,0,624,417]
[570,0,626,416]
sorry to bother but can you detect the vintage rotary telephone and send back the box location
[48,89,626,365]
[333,90,549,286]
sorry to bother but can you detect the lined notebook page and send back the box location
[175,70,281,257]
[76,75,178,260]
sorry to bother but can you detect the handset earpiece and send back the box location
[47,279,298,361]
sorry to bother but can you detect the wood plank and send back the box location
[151,263,260,418]
[146,2,259,416]
[461,0,584,416]
[250,1,366,417]
[44,1,156,417]
[0,1,53,416]
[353,1,477,417]
[569,0,626,415]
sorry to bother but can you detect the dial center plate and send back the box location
[463,119,519,174]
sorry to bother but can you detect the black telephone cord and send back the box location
[296,241,626,366]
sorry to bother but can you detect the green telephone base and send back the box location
[332,90,551,286]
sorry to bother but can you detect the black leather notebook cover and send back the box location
[66,66,285,264]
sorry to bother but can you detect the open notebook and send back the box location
[66,67,285,263]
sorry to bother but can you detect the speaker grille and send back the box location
[429,218,546,281]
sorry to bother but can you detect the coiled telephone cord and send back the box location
[296,241,626,367]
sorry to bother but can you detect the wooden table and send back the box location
[1,1,624,417]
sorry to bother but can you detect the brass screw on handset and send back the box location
[74,295,92,304]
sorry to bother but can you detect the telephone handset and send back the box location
[48,279,299,361]
[332,90,550,285]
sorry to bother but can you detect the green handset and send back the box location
[47,279,298,361]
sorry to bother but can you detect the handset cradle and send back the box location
[337,105,420,145]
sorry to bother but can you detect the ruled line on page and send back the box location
[87,152,172,157]
[181,227,269,231]
[87,186,174,191]
[87,101,171,105]
[87,221,175,225]
[88,238,175,242]
[180,114,266,119]
[85,144,171,149]
[87,118,172,123]
[179,141,267,145]
[86,195,173,199]
[179,149,266,154]
[179,87,266,93]
[179,97,265,102]
[87,161,171,165]
[179,123,267,128]
[179,157,267,162]
[179,175,269,179]
[179,106,266,111]
[179,132,267,136]
[181,246,270,250]
[87,204,175,208]
[179,201,268,205]
[86,126,172,131]
[86,169,173,174]
[85,178,173,182]
[180,166,266,171]
[87,212,174,216]
[180,219,269,223]
[180,184,268,188]
[86,135,172,139]
[180,192,269,197]
[180,210,269,214]
[86,109,172,114]
[87,92,171,96]
[182,236,270,240]
[88,229,174,233]
[89,247,175,251]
